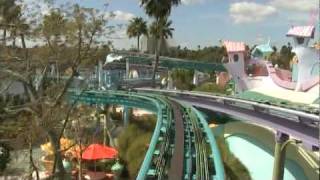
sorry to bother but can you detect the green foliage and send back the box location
[164,46,227,63]
[193,82,226,94]
[140,0,181,18]
[216,137,251,180]
[149,17,174,40]
[0,143,11,173]
[127,17,148,50]
[117,115,156,178]
[118,124,143,158]
[268,44,295,70]
[171,69,194,90]
[126,133,152,178]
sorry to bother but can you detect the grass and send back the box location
[216,137,252,180]
[193,82,227,94]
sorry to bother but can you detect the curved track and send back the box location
[167,100,184,180]
[68,90,225,180]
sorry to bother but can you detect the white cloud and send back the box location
[229,2,277,24]
[111,10,135,21]
[181,0,204,5]
[270,0,318,12]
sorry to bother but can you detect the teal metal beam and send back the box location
[192,107,225,180]
[123,105,129,127]
[122,55,226,73]
[67,90,168,179]
[67,90,225,180]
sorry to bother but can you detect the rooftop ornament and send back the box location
[286,26,315,38]
[223,40,246,53]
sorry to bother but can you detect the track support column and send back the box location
[193,70,199,85]
[272,131,289,180]
[126,58,129,79]
[167,71,173,89]
[123,106,129,127]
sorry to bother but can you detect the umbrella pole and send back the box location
[94,160,96,172]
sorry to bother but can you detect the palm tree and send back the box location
[0,0,20,46]
[140,0,181,18]
[149,17,174,83]
[127,17,148,51]
[140,0,181,85]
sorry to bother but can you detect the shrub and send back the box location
[0,143,11,173]
[193,82,226,94]
[216,137,251,180]
[125,133,152,178]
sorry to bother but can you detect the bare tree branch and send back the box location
[0,81,13,94]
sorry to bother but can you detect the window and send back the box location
[233,54,239,62]
[296,37,304,45]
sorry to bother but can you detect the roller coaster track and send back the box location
[67,90,225,180]
[136,88,319,151]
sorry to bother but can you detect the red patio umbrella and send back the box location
[82,144,118,172]
[82,144,118,160]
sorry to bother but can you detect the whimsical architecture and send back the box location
[222,41,248,92]
[286,25,319,91]
[251,40,273,59]
[222,25,319,96]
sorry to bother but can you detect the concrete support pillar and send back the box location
[123,106,129,127]
[167,71,173,89]
[193,70,199,85]
[125,58,129,79]
[101,114,108,146]
[272,131,289,180]
[98,61,102,88]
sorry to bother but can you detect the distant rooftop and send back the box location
[252,41,273,58]
[286,26,315,38]
[223,41,246,53]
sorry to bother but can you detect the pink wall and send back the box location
[265,62,296,90]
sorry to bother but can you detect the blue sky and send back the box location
[23,0,319,49]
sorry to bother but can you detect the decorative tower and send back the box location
[286,26,315,47]
[286,26,317,91]
[223,41,247,93]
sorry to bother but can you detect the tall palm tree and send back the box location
[140,0,181,18]
[127,17,148,51]
[149,17,174,82]
[140,0,181,85]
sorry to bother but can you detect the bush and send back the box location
[117,115,156,179]
[216,137,251,180]
[117,124,144,159]
[0,143,11,173]
[193,82,226,94]
[125,133,152,178]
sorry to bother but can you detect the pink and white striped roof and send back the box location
[286,26,315,38]
[223,41,246,53]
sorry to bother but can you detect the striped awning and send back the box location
[223,41,246,53]
[286,26,315,38]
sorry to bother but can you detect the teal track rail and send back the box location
[67,90,225,180]
[192,107,225,180]
[68,90,166,179]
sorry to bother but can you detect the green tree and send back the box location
[127,17,148,51]
[149,17,174,84]
[140,0,181,85]
[1,3,113,179]
[0,0,20,46]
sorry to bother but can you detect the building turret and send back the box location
[286,26,315,47]
[223,41,247,93]
[286,25,318,91]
